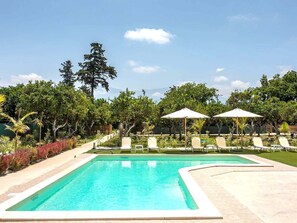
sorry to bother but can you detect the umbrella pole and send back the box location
[236,117,239,135]
[184,118,187,148]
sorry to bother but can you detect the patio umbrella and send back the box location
[213,108,262,135]
[161,108,209,147]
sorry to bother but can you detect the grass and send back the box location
[257,151,297,167]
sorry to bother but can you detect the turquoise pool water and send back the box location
[8,155,256,211]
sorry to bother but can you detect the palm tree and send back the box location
[191,119,206,137]
[0,111,37,150]
[33,113,44,144]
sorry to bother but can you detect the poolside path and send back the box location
[0,140,96,202]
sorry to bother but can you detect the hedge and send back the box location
[0,138,77,175]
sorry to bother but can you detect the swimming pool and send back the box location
[8,155,256,211]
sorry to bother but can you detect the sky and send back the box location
[0,0,296,101]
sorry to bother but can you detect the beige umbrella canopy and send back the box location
[161,108,209,147]
[213,108,262,135]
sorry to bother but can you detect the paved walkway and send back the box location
[0,142,297,222]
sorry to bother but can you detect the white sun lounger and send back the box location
[252,137,272,152]
[216,137,238,152]
[191,137,204,152]
[121,137,132,152]
[147,137,159,152]
[279,136,297,152]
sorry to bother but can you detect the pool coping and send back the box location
[0,154,272,221]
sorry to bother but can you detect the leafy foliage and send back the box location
[279,122,290,133]
[77,42,117,98]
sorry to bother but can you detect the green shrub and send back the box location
[21,134,37,147]
[0,136,14,153]
[279,122,290,133]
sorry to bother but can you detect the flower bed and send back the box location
[0,138,77,175]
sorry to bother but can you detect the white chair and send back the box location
[191,137,204,152]
[279,137,297,152]
[147,137,159,152]
[121,137,131,152]
[252,137,272,152]
[216,137,238,152]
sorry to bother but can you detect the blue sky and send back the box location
[0,0,296,101]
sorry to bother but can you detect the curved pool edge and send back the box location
[0,154,273,221]
[178,155,273,220]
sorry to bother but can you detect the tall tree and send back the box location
[59,60,76,87]
[77,42,117,98]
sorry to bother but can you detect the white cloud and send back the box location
[128,60,137,66]
[216,68,225,72]
[228,14,258,22]
[231,80,250,90]
[152,92,163,97]
[214,75,228,82]
[214,80,251,99]
[278,65,292,75]
[124,28,174,44]
[96,88,108,95]
[128,60,160,74]
[132,66,160,74]
[177,81,192,86]
[10,73,44,84]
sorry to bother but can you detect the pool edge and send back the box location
[0,154,272,221]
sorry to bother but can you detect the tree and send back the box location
[18,81,91,141]
[77,42,117,98]
[158,82,218,137]
[111,89,156,136]
[0,111,37,150]
[0,84,24,117]
[59,60,76,87]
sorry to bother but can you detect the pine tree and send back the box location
[77,43,117,98]
[59,60,76,87]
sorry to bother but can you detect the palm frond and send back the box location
[0,113,17,125]
[21,112,37,122]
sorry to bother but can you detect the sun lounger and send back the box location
[252,137,272,152]
[278,137,297,152]
[121,137,132,152]
[191,137,204,152]
[147,137,159,152]
[216,137,238,152]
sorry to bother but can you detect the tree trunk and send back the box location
[39,126,42,144]
[126,122,136,136]
[68,121,79,137]
[52,119,67,141]
[88,120,95,136]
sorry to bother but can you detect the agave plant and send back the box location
[0,111,37,150]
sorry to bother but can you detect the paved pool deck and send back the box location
[0,143,296,223]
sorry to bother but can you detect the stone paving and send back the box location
[0,142,297,223]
